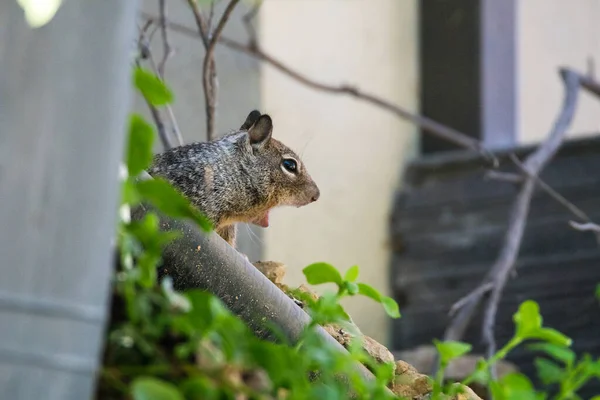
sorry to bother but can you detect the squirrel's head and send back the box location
[240,110,320,227]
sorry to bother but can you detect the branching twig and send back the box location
[185,0,240,141]
[186,0,209,48]
[487,155,593,224]
[139,11,495,163]
[570,221,600,233]
[157,0,173,78]
[207,0,217,33]
[242,0,262,46]
[137,23,183,149]
[443,69,581,382]
[203,0,240,140]
[138,12,600,385]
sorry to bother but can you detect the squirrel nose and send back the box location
[310,187,320,202]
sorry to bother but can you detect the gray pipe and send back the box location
[0,1,139,399]
[130,202,383,387]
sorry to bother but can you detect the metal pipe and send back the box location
[131,202,383,386]
[0,1,139,399]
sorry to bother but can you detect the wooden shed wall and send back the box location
[390,135,600,396]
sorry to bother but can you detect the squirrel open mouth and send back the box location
[251,210,270,228]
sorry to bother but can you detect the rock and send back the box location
[389,360,432,399]
[253,261,287,286]
[362,335,395,366]
[251,260,484,400]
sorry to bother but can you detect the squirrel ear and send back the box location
[248,114,273,147]
[240,110,262,130]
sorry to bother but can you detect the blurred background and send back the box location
[134,0,600,394]
[5,0,600,398]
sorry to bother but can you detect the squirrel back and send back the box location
[148,110,320,248]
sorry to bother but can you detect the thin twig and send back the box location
[486,154,596,235]
[242,0,262,46]
[509,154,591,222]
[186,0,209,48]
[449,282,494,316]
[444,70,581,383]
[157,0,173,78]
[139,12,495,163]
[202,0,240,140]
[207,0,217,33]
[137,23,183,148]
[139,12,600,387]
[570,221,600,233]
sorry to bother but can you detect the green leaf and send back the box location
[136,178,213,231]
[303,262,343,286]
[180,377,219,400]
[513,300,542,338]
[498,372,539,400]
[433,340,472,365]
[346,281,359,295]
[357,283,382,302]
[534,357,564,385]
[530,328,572,347]
[527,343,575,365]
[131,377,184,400]
[134,67,173,106]
[344,265,360,282]
[127,114,155,176]
[470,358,491,385]
[489,380,506,400]
[128,213,181,254]
[381,296,401,318]
[596,283,600,300]
[309,292,351,324]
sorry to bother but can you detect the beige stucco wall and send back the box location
[260,0,419,345]
[518,0,600,144]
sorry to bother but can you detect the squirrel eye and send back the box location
[282,158,297,173]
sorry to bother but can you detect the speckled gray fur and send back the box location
[148,111,320,248]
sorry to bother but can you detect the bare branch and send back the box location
[147,99,173,149]
[207,0,217,33]
[220,37,495,161]
[139,12,495,163]
[243,0,263,46]
[509,154,591,223]
[157,0,174,78]
[202,0,240,140]
[183,0,240,141]
[579,73,600,97]
[186,0,209,48]
[449,282,494,317]
[136,23,183,149]
[442,69,581,381]
[570,221,600,233]
[485,170,523,184]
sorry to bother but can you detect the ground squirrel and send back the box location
[148,110,320,248]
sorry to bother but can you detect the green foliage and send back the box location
[529,343,600,399]
[99,76,401,399]
[102,65,600,400]
[134,67,174,106]
[430,299,600,400]
[302,263,401,319]
[303,262,343,286]
[434,340,472,366]
[489,372,545,400]
[131,377,185,400]
[136,179,213,231]
[127,114,155,176]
